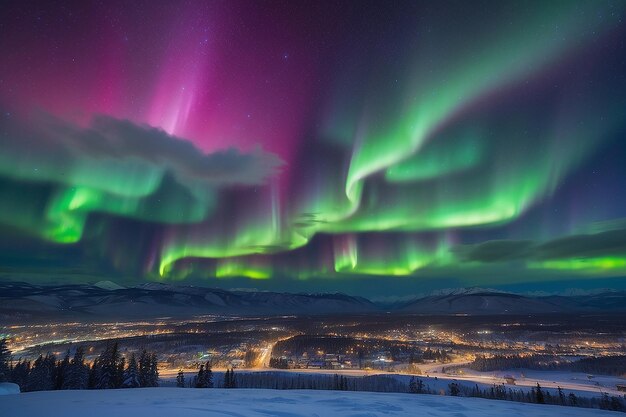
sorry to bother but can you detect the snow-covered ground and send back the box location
[1,388,622,417]
[0,382,20,396]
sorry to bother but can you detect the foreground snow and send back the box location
[0,382,20,395]
[1,388,622,417]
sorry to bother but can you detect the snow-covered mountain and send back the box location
[396,288,626,315]
[0,281,377,321]
[93,280,127,291]
[1,281,625,321]
[397,289,566,314]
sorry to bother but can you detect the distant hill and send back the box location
[93,280,127,291]
[0,281,377,321]
[395,287,626,314]
[1,281,625,322]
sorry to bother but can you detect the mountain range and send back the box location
[1,281,625,322]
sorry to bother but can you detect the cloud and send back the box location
[456,240,534,263]
[87,115,284,185]
[579,218,626,234]
[456,228,626,263]
[535,229,626,260]
[0,112,283,188]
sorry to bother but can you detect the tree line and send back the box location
[465,354,626,376]
[0,339,158,392]
[175,362,238,388]
[175,370,413,393]
[407,376,625,413]
[176,362,626,413]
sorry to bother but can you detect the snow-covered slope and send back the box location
[1,388,618,417]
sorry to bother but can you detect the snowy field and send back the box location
[1,388,623,417]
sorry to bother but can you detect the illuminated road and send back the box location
[254,343,274,369]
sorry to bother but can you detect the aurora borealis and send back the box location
[1,1,626,296]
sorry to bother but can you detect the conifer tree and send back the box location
[223,367,237,388]
[0,339,11,383]
[535,383,545,404]
[195,365,203,388]
[11,360,31,389]
[63,347,89,390]
[138,350,150,387]
[123,354,140,388]
[557,386,565,405]
[230,367,236,388]
[25,355,44,391]
[88,361,98,389]
[55,351,71,390]
[204,361,213,388]
[195,364,208,388]
[96,342,121,389]
[116,356,126,388]
[176,369,185,388]
[148,353,159,387]
[409,377,424,393]
[26,354,56,391]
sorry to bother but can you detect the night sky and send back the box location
[1,1,626,297]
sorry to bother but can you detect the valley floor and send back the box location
[1,387,623,417]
